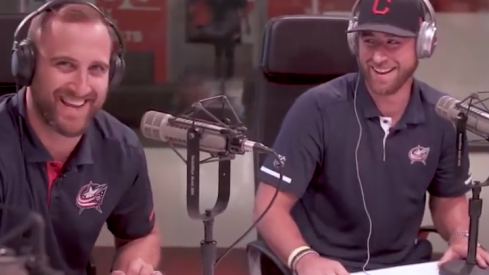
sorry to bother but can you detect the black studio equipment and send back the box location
[0,13,26,88]
[184,0,248,82]
[140,96,285,275]
[436,93,489,275]
[0,206,60,275]
[184,0,245,44]
[246,15,357,275]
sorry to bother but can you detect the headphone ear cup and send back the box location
[417,21,437,59]
[109,54,125,87]
[11,48,20,81]
[11,39,37,87]
[347,19,358,55]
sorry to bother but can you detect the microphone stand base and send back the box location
[440,259,489,275]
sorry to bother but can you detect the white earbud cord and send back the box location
[352,74,373,274]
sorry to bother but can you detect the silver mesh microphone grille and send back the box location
[436,95,489,139]
[140,111,170,141]
[140,111,228,152]
[436,96,460,121]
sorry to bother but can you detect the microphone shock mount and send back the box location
[170,96,247,275]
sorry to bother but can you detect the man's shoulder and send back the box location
[91,111,142,154]
[0,94,23,179]
[416,79,449,106]
[415,80,458,134]
[0,93,22,142]
[0,93,18,116]
[298,73,356,106]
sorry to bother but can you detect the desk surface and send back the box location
[351,262,439,275]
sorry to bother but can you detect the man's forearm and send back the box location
[113,227,161,271]
[430,195,469,242]
[255,207,308,264]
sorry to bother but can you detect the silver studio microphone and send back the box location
[140,110,274,155]
[436,95,489,139]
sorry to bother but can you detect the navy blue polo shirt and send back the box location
[258,73,471,272]
[0,89,155,275]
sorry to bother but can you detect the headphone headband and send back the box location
[11,0,126,87]
[347,0,437,59]
[12,0,125,56]
[350,0,436,27]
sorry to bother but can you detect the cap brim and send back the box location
[346,23,416,37]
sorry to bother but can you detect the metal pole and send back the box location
[311,0,319,14]
[253,0,266,67]
[19,0,27,12]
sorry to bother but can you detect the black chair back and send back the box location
[252,15,358,176]
[0,13,27,84]
[247,14,358,275]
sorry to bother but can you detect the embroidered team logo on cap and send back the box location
[76,181,108,214]
[408,145,430,165]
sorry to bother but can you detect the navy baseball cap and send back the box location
[347,0,425,37]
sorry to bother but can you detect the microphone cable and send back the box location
[214,151,285,266]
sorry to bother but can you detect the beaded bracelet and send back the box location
[291,249,319,274]
[449,230,481,247]
[287,246,311,268]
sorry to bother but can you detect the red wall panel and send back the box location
[97,0,168,82]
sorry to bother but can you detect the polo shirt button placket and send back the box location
[379,117,392,161]
[47,162,64,207]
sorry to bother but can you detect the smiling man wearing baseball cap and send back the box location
[254,0,489,274]
[346,0,428,98]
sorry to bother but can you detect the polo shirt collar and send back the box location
[356,74,425,128]
[14,88,94,166]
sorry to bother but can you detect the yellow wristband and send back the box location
[287,246,311,269]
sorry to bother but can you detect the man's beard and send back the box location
[361,60,417,96]
[31,87,100,138]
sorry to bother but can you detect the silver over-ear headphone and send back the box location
[346,0,437,59]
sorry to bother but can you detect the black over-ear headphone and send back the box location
[11,0,126,87]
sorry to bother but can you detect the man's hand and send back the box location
[111,258,162,275]
[295,253,349,275]
[439,238,489,268]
